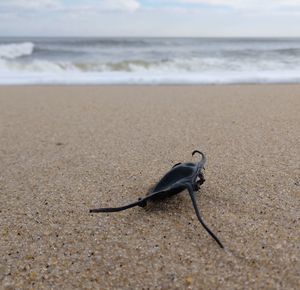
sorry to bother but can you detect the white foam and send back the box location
[1,70,300,85]
[0,42,35,60]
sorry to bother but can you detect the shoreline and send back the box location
[2,82,300,86]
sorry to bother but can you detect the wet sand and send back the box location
[0,85,299,289]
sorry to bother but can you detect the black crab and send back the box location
[90,150,224,248]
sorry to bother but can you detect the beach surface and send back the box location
[0,85,299,289]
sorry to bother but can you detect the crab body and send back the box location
[148,162,205,201]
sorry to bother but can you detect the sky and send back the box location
[0,0,300,37]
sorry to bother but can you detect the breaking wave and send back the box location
[1,37,300,84]
[0,42,35,60]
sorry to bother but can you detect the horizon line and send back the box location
[1,35,300,38]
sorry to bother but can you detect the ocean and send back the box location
[1,37,300,84]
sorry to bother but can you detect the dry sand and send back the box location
[0,85,299,289]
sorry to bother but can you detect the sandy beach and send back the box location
[0,85,299,289]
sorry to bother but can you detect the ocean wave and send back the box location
[0,56,299,76]
[102,58,248,72]
[0,42,35,60]
[33,46,85,57]
[0,58,231,74]
[0,59,78,73]
[1,37,300,84]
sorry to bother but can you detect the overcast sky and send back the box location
[0,0,300,37]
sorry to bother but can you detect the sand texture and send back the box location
[0,85,299,289]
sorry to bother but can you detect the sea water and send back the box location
[1,37,300,84]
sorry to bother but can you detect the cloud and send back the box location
[0,0,140,12]
[179,0,300,10]
[0,0,62,10]
[100,0,140,11]
[180,0,235,4]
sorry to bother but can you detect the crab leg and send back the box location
[89,199,145,213]
[186,184,224,249]
[192,150,207,170]
[89,188,169,213]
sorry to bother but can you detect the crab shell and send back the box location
[146,159,206,202]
